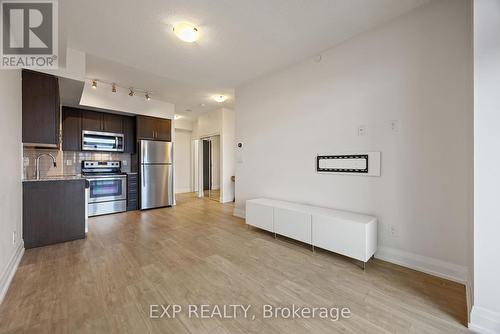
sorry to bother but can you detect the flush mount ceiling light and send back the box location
[91,80,97,89]
[173,22,199,43]
[213,95,228,103]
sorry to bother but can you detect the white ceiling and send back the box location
[59,0,429,117]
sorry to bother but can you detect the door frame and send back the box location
[197,133,221,200]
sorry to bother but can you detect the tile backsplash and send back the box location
[23,149,131,179]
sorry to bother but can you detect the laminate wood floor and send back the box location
[0,193,470,334]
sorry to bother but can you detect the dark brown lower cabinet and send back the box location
[127,173,138,211]
[23,179,86,249]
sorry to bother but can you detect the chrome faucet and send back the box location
[35,153,57,180]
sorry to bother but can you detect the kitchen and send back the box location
[22,69,175,249]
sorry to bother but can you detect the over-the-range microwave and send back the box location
[82,130,124,152]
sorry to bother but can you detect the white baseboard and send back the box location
[375,246,468,284]
[233,207,245,219]
[466,280,473,324]
[469,306,500,334]
[237,205,467,284]
[0,242,24,305]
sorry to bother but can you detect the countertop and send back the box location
[23,174,84,182]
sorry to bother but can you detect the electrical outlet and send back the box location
[12,231,16,245]
[389,224,399,237]
[357,125,366,136]
[390,120,399,133]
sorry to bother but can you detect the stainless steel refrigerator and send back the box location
[139,140,173,209]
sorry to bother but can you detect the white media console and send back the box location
[246,198,378,268]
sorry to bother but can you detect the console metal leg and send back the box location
[363,262,366,270]
[274,232,277,239]
[312,244,315,253]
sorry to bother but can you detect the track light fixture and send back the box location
[87,79,152,101]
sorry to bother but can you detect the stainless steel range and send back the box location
[82,160,127,216]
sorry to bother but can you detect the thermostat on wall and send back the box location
[316,152,381,176]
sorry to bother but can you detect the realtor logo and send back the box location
[1,0,58,68]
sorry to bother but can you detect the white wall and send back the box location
[471,0,500,332]
[235,0,473,283]
[211,135,221,190]
[221,108,236,203]
[174,129,192,194]
[40,48,86,81]
[193,139,199,192]
[0,70,24,303]
[174,119,194,131]
[196,109,222,138]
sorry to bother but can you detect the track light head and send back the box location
[91,80,97,89]
[112,83,116,93]
[145,93,151,101]
[129,88,134,97]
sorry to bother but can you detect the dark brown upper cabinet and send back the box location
[81,110,123,133]
[61,107,81,151]
[61,108,135,152]
[22,70,60,147]
[81,110,104,132]
[136,116,171,141]
[123,116,136,154]
[136,115,156,140]
[103,113,123,133]
[156,118,172,141]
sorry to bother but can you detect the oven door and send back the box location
[87,176,127,203]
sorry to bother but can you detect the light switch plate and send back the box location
[357,125,366,136]
[122,160,128,166]
[390,120,399,133]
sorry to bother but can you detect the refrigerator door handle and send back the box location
[142,165,145,185]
